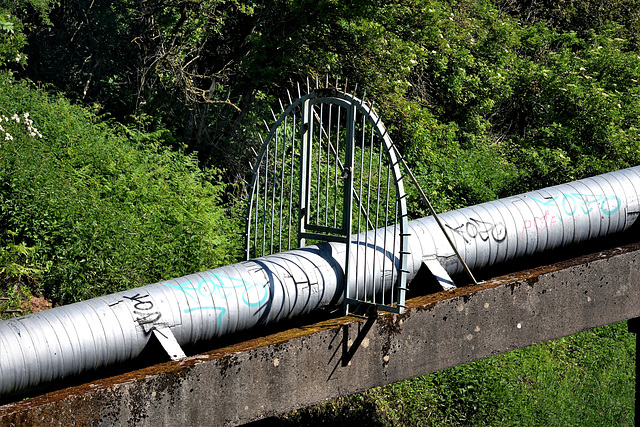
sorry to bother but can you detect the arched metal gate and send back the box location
[245,84,409,315]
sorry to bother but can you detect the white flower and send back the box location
[5,133,13,141]
[11,114,19,123]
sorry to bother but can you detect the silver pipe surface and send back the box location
[1,166,639,396]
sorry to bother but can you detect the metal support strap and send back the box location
[390,145,480,286]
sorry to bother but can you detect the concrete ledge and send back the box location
[1,242,640,426]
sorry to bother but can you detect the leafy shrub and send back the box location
[0,74,240,303]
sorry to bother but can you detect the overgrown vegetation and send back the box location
[0,0,638,423]
[0,76,240,306]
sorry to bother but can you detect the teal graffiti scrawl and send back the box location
[532,192,621,220]
[163,272,269,326]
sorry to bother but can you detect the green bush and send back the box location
[0,74,240,303]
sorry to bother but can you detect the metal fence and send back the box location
[245,83,409,315]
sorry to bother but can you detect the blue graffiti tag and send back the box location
[532,192,621,220]
[163,272,269,326]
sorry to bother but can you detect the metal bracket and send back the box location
[389,143,479,286]
[152,325,186,361]
[422,258,457,290]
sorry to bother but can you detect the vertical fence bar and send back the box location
[270,130,278,255]
[393,206,399,305]
[324,105,331,226]
[356,110,367,301]
[383,162,392,304]
[366,123,376,299]
[299,99,311,248]
[262,145,270,257]
[278,123,287,253]
[372,126,384,304]
[287,110,296,251]
[342,103,355,316]
[329,103,335,228]
[252,169,258,258]
[315,103,322,225]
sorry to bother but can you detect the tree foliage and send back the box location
[14,0,639,211]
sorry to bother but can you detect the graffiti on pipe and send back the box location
[124,293,162,333]
[531,193,621,220]
[445,218,507,244]
[164,272,269,327]
[521,210,559,236]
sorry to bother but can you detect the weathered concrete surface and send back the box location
[1,240,639,426]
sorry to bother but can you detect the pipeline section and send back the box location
[1,166,639,396]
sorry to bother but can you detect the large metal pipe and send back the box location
[1,166,639,396]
